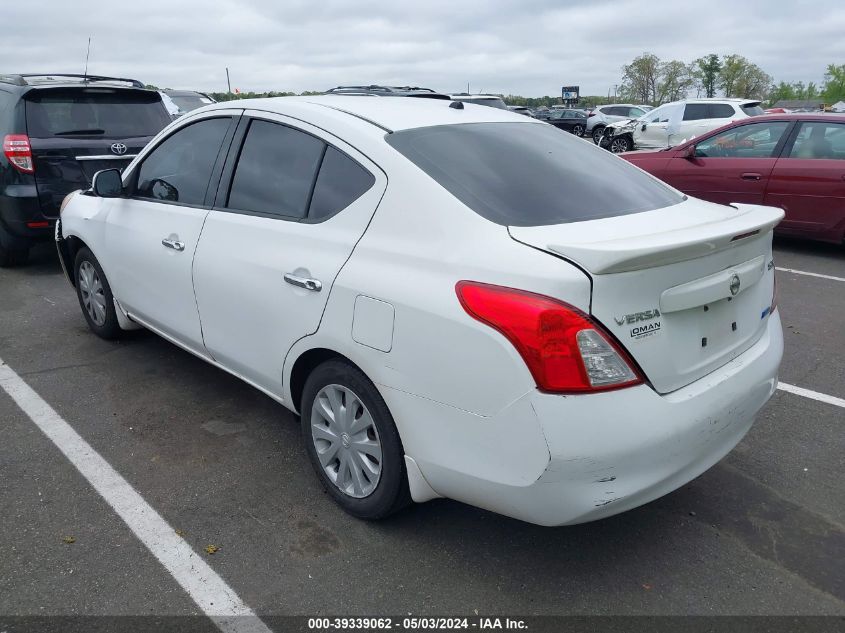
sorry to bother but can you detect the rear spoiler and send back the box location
[509,203,784,275]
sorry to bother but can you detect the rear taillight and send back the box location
[456,281,643,393]
[3,134,34,174]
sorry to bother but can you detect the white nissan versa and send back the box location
[56,96,784,526]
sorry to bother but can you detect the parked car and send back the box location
[163,89,217,113]
[622,114,845,244]
[600,98,764,153]
[544,108,588,136]
[57,96,782,526]
[587,104,652,144]
[326,85,450,100]
[449,93,508,109]
[0,73,171,266]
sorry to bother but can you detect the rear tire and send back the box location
[592,125,606,144]
[572,124,585,137]
[301,359,410,520]
[73,247,121,340]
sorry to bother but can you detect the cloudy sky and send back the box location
[6,1,844,96]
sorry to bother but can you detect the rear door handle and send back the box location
[284,273,322,292]
[161,238,185,251]
[741,172,762,181]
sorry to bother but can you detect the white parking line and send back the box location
[775,267,845,283]
[0,358,272,633]
[777,382,845,409]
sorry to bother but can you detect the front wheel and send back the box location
[610,135,633,153]
[572,124,585,137]
[74,247,121,339]
[592,125,606,144]
[301,359,410,520]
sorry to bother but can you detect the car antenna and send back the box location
[83,36,92,83]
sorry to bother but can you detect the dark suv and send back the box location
[0,74,171,266]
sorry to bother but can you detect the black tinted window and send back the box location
[710,104,736,118]
[386,122,683,226]
[136,117,230,205]
[228,120,325,219]
[683,104,710,121]
[309,146,375,221]
[25,88,171,138]
[741,104,764,116]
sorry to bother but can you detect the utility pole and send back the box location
[226,67,232,94]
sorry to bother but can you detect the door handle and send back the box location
[741,172,761,181]
[284,273,322,292]
[161,238,185,251]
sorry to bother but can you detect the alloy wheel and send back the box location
[310,384,382,498]
[611,138,630,153]
[78,260,106,326]
[573,124,584,137]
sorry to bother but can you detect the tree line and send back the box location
[146,59,845,110]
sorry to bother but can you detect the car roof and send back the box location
[0,73,146,90]
[200,95,528,133]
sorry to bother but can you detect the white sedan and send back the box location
[56,96,783,526]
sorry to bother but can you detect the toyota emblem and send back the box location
[110,142,128,156]
[729,274,741,296]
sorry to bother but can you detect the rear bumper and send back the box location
[0,185,54,244]
[391,311,783,526]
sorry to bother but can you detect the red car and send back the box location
[622,114,845,244]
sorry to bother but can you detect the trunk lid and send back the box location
[509,199,783,393]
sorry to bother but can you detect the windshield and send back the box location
[386,122,683,226]
[25,88,171,138]
[169,94,215,112]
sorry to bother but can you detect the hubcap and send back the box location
[310,384,382,498]
[611,139,628,153]
[78,260,106,326]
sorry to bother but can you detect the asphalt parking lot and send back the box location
[0,237,843,625]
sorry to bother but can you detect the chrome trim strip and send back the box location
[74,154,137,161]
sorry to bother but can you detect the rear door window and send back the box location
[226,120,325,219]
[709,104,736,119]
[386,122,683,226]
[25,88,171,138]
[788,122,845,160]
[135,117,231,206]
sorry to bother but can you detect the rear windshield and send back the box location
[453,97,508,110]
[741,103,764,116]
[168,94,214,112]
[25,88,171,138]
[386,122,683,226]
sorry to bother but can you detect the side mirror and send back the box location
[641,123,647,132]
[92,169,124,198]
[682,145,696,159]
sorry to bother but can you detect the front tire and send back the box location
[301,359,410,520]
[74,247,121,339]
[610,135,633,153]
